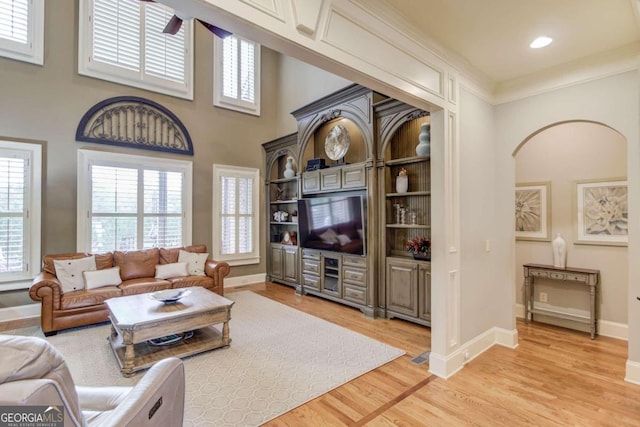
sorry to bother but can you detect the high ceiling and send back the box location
[383,0,640,83]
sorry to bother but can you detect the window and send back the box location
[0,0,44,65]
[78,0,194,99]
[214,35,261,116]
[77,150,192,253]
[0,139,41,285]
[212,164,259,265]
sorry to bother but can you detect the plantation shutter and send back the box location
[0,153,27,274]
[239,39,255,103]
[219,174,254,255]
[221,37,238,99]
[222,36,256,102]
[91,165,138,252]
[144,3,185,83]
[0,0,28,44]
[92,0,140,71]
[143,170,183,249]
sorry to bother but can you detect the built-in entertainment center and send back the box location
[263,84,431,325]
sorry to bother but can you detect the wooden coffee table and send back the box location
[105,287,234,376]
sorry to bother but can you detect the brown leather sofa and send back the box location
[29,245,230,336]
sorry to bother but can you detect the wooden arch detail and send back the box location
[76,96,194,155]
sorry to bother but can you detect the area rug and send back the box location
[5,291,404,426]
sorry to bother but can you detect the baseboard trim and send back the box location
[429,326,518,379]
[514,303,628,341]
[0,303,39,322]
[625,360,640,385]
[224,273,267,288]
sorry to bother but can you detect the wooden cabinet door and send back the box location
[418,264,431,322]
[302,171,320,193]
[386,259,418,317]
[320,168,342,191]
[283,247,298,283]
[270,245,283,280]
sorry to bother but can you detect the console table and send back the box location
[523,263,599,339]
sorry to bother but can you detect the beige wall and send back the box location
[0,0,281,279]
[275,55,352,135]
[515,123,628,328]
[495,71,638,360]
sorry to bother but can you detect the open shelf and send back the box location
[385,155,430,166]
[386,191,431,197]
[386,224,430,229]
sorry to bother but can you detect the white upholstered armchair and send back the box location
[0,335,185,427]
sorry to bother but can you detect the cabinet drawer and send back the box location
[550,272,566,280]
[302,259,320,275]
[343,255,366,268]
[302,274,320,290]
[301,249,320,260]
[565,273,587,282]
[531,270,548,278]
[343,267,366,285]
[343,284,366,304]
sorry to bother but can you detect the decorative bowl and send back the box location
[149,289,191,303]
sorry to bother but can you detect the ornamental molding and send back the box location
[75,96,194,155]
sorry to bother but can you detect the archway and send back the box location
[513,120,628,338]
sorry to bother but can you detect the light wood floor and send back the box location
[3,283,639,426]
[229,283,640,426]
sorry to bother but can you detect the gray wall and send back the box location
[0,0,282,279]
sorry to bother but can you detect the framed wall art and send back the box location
[574,178,628,246]
[515,182,551,241]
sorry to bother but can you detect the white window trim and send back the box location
[77,0,194,100]
[212,164,260,266]
[0,0,44,65]
[0,139,41,285]
[77,149,193,252]
[213,35,261,116]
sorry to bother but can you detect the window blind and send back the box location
[0,0,28,44]
[219,175,254,256]
[92,0,140,71]
[0,154,27,273]
[221,36,256,102]
[89,164,186,252]
[144,3,185,83]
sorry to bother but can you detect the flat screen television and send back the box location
[297,194,366,255]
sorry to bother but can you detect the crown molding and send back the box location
[494,42,640,105]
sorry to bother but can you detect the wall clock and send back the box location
[281,231,297,245]
[324,124,351,161]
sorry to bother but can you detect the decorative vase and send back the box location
[552,233,566,268]
[396,175,408,193]
[283,157,295,178]
[416,123,431,156]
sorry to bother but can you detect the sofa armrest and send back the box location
[77,357,185,427]
[29,273,62,308]
[204,259,230,295]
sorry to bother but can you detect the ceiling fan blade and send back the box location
[163,15,183,35]
[197,19,232,38]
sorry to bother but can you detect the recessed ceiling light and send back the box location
[530,36,553,49]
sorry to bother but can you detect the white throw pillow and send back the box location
[336,234,352,246]
[319,228,338,244]
[155,262,189,279]
[83,267,122,290]
[54,256,97,293]
[178,250,208,276]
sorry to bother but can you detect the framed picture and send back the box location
[515,182,551,241]
[574,178,628,246]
